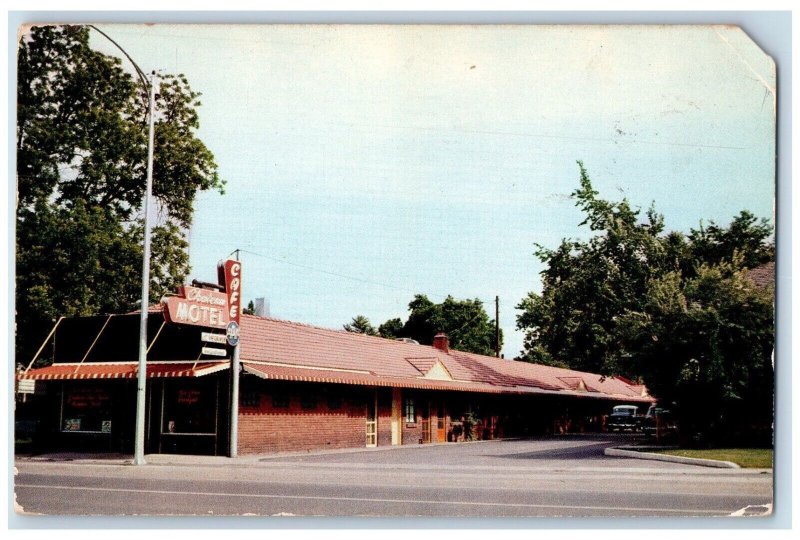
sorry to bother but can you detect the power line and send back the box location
[237,247,462,301]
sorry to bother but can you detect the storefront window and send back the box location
[61,384,113,434]
[161,378,218,435]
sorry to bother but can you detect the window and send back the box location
[301,395,317,410]
[161,379,218,435]
[404,398,416,423]
[241,390,261,408]
[61,384,113,434]
[272,392,289,408]
[327,396,342,410]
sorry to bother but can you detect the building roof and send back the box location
[747,261,775,289]
[239,314,651,402]
[18,310,651,402]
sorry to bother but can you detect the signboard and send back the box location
[201,346,227,357]
[226,321,240,347]
[218,259,242,325]
[163,285,229,329]
[17,379,35,394]
[63,418,81,431]
[201,332,227,344]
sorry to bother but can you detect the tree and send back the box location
[243,300,256,316]
[688,210,774,270]
[517,162,774,445]
[345,295,502,355]
[515,162,669,372]
[376,294,502,355]
[616,258,773,446]
[377,318,403,339]
[16,25,224,363]
[343,315,378,336]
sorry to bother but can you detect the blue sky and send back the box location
[90,24,775,358]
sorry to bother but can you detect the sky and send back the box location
[88,24,775,358]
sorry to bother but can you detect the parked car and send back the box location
[606,404,643,432]
[642,405,678,440]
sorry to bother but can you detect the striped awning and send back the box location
[17,361,230,381]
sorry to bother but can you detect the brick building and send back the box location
[17,312,652,456]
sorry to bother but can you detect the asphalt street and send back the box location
[13,435,773,519]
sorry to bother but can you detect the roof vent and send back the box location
[396,337,420,345]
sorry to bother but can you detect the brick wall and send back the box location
[237,378,371,454]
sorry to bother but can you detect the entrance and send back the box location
[421,402,431,444]
[158,377,220,455]
[436,402,446,443]
[366,392,377,447]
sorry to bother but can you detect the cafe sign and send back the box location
[163,285,229,329]
[217,259,242,325]
[218,258,243,346]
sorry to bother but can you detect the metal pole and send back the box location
[133,72,158,466]
[229,251,240,458]
[495,295,500,358]
[229,344,240,457]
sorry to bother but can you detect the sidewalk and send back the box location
[14,438,491,468]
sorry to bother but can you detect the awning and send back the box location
[17,361,230,381]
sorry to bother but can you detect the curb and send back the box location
[604,446,740,468]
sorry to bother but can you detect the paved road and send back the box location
[14,435,773,518]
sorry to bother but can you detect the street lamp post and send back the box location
[87,25,157,466]
[133,71,158,466]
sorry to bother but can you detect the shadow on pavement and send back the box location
[488,434,642,461]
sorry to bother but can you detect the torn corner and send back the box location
[713,26,776,111]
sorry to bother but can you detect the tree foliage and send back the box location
[343,315,378,336]
[377,318,404,339]
[347,294,502,356]
[16,25,223,363]
[516,162,774,445]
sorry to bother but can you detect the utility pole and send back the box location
[133,72,158,466]
[495,295,500,358]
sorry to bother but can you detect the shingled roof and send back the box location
[239,314,651,402]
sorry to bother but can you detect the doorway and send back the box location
[366,392,377,447]
[436,402,446,443]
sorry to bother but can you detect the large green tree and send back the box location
[517,162,774,445]
[516,162,670,372]
[616,259,774,445]
[16,25,224,363]
[347,294,502,356]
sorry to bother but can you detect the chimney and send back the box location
[432,332,449,354]
[254,297,269,317]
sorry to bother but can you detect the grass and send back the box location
[655,448,773,468]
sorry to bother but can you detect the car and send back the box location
[642,405,678,440]
[606,404,643,432]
